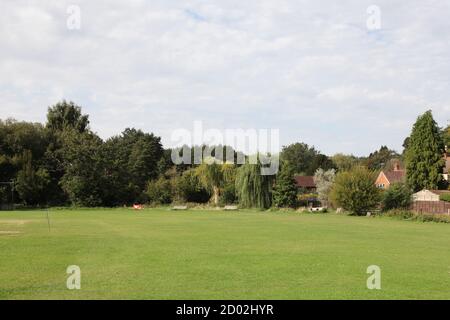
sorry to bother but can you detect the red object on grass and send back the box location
[133,204,143,210]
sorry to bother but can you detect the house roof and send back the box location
[383,170,406,184]
[294,176,316,188]
[444,153,450,174]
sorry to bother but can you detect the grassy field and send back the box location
[0,208,450,300]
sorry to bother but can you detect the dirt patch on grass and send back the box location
[0,231,22,236]
[0,219,33,225]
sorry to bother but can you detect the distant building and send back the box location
[412,189,450,202]
[375,162,406,189]
[444,148,450,181]
[294,176,316,192]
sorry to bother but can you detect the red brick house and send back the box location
[294,176,316,192]
[375,162,406,189]
[444,150,450,181]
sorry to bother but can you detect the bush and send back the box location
[174,169,210,203]
[330,166,381,216]
[220,183,237,205]
[297,193,319,207]
[382,209,450,223]
[146,177,173,204]
[381,182,413,211]
[440,194,450,202]
[382,209,415,219]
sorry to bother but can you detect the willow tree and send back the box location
[235,160,273,209]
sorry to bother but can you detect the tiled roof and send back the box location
[294,176,316,188]
[444,153,450,174]
[384,170,406,183]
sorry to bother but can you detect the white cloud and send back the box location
[0,1,449,156]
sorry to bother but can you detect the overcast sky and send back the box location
[1,1,449,156]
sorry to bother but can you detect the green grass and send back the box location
[1,208,450,300]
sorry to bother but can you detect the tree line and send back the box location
[1,101,449,211]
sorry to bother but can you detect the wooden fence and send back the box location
[411,201,450,215]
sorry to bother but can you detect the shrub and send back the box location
[440,194,450,202]
[297,193,319,207]
[330,166,381,216]
[381,182,413,211]
[382,209,415,220]
[146,177,173,204]
[382,209,450,223]
[174,169,210,203]
[220,183,237,205]
[313,168,335,207]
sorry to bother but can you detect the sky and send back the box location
[1,0,449,156]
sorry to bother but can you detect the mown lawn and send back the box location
[0,208,449,300]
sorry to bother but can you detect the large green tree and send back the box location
[281,142,333,175]
[59,129,107,207]
[15,150,50,206]
[364,146,400,170]
[330,166,381,215]
[0,119,50,205]
[331,153,359,172]
[405,110,445,191]
[103,128,163,204]
[46,100,89,133]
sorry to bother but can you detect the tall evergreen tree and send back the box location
[405,110,445,191]
[272,162,297,208]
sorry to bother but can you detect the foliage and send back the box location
[59,129,107,207]
[195,158,224,205]
[220,184,237,205]
[102,128,164,204]
[381,182,413,211]
[46,100,90,133]
[221,163,237,205]
[364,146,400,170]
[382,209,450,223]
[442,125,450,147]
[330,166,381,215]
[146,177,173,204]
[313,168,335,207]
[297,193,319,207]
[175,169,210,203]
[235,159,274,209]
[441,194,450,202]
[331,153,359,172]
[15,150,50,206]
[272,162,297,208]
[405,110,445,191]
[281,142,334,175]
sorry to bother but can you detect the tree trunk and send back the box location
[212,186,219,206]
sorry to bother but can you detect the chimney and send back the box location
[393,161,401,171]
